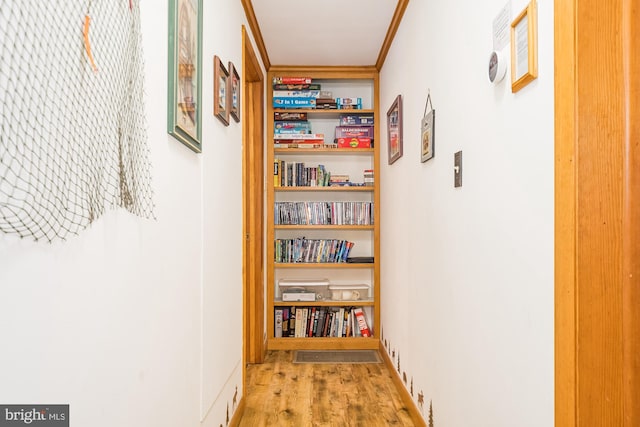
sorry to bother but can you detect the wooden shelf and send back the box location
[275,263,374,269]
[274,299,375,307]
[267,336,379,351]
[274,186,374,192]
[267,67,381,352]
[274,147,374,155]
[275,224,374,230]
[273,108,375,117]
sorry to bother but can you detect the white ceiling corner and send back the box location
[250,0,399,66]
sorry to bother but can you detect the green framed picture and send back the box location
[167,0,203,153]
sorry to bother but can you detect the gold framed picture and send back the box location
[511,0,538,93]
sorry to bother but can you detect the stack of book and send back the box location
[335,125,374,148]
[364,169,374,186]
[272,76,320,109]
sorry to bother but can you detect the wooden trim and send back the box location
[228,397,246,427]
[375,0,410,71]
[623,0,640,423]
[241,0,271,70]
[575,0,625,422]
[268,65,378,79]
[554,0,577,424]
[379,342,427,426]
[242,26,265,367]
[556,0,640,424]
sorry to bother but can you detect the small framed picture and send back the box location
[228,61,240,122]
[511,0,538,93]
[387,95,403,165]
[214,55,229,126]
[421,109,435,162]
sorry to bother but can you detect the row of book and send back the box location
[274,201,374,226]
[273,160,370,188]
[274,160,329,187]
[274,306,371,338]
[274,238,354,264]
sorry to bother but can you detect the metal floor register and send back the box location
[293,350,382,364]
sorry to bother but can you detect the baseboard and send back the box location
[228,397,246,427]
[379,342,427,427]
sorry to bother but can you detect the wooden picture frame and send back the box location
[228,61,240,123]
[214,55,229,126]
[421,109,435,162]
[387,95,403,165]
[167,0,203,152]
[510,0,538,93]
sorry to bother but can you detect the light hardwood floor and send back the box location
[238,350,416,427]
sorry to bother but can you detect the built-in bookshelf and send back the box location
[266,66,380,351]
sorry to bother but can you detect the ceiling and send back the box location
[245,0,408,69]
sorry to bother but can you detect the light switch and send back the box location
[454,151,462,187]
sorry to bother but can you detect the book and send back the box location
[274,158,280,187]
[274,111,308,121]
[353,308,371,337]
[295,308,303,337]
[274,309,283,337]
[273,90,321,98]
[282,308,290,337]
[274,133,325,140]
[335,126,374,139]
[336,137,372,148]
[274,121,311,134]
[273,83,321,90]
[336,97,363,108]
[339,114,375,126]
[273,76,312,85]
[273,97,317,109]
[273,143,332,149]
[289,307,296,337]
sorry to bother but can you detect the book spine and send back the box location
[273,90,321,98]
[273,83,321,90]
[339,114,375,126]
[274,309,283,338]
[282,308,290,337]
[273,158,280,187]
[273,97,317,109]
[274,112,308,121]
[274,133,325,140]
[273,76,312,85]
[353,308,371,337]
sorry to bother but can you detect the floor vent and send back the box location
[293,350,382,364]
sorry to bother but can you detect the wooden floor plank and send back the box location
[239,350,416,427]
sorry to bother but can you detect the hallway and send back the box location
[239,351,418,426]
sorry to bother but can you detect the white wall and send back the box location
[0,2,262,427]
[379,0,554,425]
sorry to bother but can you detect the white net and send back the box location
[0,0,154,242]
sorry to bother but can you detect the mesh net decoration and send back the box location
[0,0,154,242]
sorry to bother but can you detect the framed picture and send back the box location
[421,110,435,162]
[511,0,538,93]
[214,56,230,126]
[228,61,240,122]
[167,0,203,153]
[387,95,403,165]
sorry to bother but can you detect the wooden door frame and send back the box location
[242,25,265,369]
[555,0,639,424]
